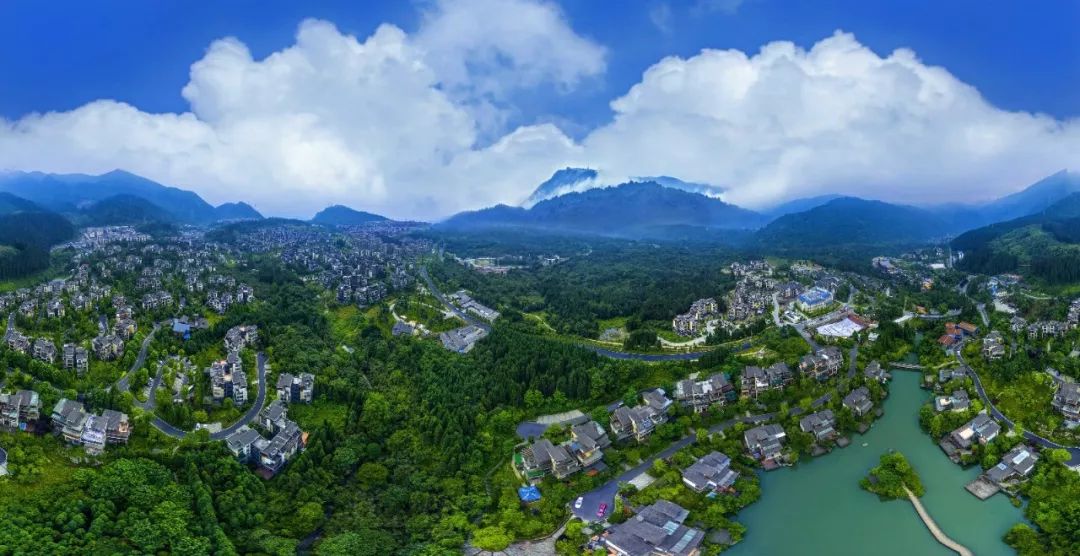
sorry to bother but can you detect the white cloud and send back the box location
[0,13,585,220]
[415,0,606,97]
[649,3,673,35]
[1,16,1078,220]
[583,31,1080,208]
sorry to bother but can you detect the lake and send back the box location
[727,371,1023,556]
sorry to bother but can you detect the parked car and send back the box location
[597,502,607,517]
[574,497,583,509]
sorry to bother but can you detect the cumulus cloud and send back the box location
[1,14,1078,220]
[584,31,1080,208]
[0,14,583,219]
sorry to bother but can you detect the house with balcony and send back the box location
[681,451,739,493]
[675,373,736,413]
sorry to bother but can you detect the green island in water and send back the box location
[728,371,1023,556]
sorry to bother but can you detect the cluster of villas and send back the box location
[51,398,131,455]
[672,298,718,337]
[600,500,705,556]
[208,325,260,405]
[225,400,307,478]
[516,419,612,481]
[224,372,315,478]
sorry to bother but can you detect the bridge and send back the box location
[891,362,924,370]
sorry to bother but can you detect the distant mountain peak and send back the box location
[311,204,388,226]
[523,167,598,207]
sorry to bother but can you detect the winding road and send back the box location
[956,346,1080,466]
[148,351,270,440]
[114,322,162,393]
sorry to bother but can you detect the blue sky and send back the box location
[0,0,1077,218]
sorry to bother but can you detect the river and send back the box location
[727,371,1023,556]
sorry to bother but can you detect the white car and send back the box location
[574,497,583,509]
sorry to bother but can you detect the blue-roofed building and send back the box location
[518,485,541,503]
[797,287,834,312]
[171,319,191,340]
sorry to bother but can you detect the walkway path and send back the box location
[904,486,973,556]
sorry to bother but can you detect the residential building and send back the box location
[1052,382,1080,426]
[92,334,124,360]
[610,405,656,442]
[257,420,304,476]
[799,409,837,441]
[520,438,580,480]
[675,373,736,412]
[744,424,787,463]
[982,331,1006,361]
[51,399,89,444]
[275,372,315,404]
[603,500,705,556]
[934,390,971,413]
[941,413,1001,461]
[672,298,718,336]
[0,390,40,430]
[843,387,873,417]
[986,445,1038,486]
[864,360,889,383]
[6,330,29,354]
[681,451,739,493]
[568,420,610,467]
[641,389,674,424]
[225,425,263,462]
[741,362,793,398]
[799,347,844,381]
[101,409,131,444]
[224,324,259,352]
[32,338,57,364]
[81,415,108,455]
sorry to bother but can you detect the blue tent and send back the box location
[518,485,541,503]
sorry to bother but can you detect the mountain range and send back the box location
[0,170,264,224]
[442,181,766,238]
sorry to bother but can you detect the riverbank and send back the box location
[727,372,1022,556]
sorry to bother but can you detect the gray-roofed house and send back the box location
[225,425,263,462]
[610,405,656,443]
[934,390,971,413]
[52,399,89,444]
[864,360,889,383]
[569,420,610,467]
[1052,382,1080,426]
[799,409,837,441]
[275,372,315,404]
[675,373,736,413]
[986,444,1038,487]
[744,424,787,463]
[682,451,739,493]
[843,387,873,417]
[603,500,705,556]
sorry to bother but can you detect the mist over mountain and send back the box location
[443,181,766,239]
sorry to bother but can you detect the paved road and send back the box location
[419,267,491,333]
[4,311,13,340]
[149,352,270,441]
[847,345,859,379]
[136,362,164,411]
[571,432,696,522]
[956,346,1080,466]
[114,323,161,392]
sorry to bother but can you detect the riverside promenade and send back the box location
[905,486,974,556]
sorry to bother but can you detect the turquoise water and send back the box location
[728,371,1023,555]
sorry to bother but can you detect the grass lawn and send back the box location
[982,371,1062,438]
[289,399,349,430]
